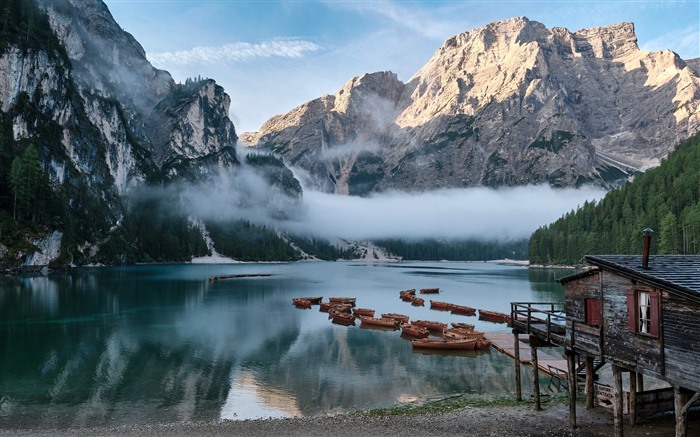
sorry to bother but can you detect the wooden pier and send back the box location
[486,331,569,377]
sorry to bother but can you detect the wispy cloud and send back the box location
[641,25,700,59]
[280,185,607,241]
[147,39,323,66]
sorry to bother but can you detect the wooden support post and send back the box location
[629,371,637,425]
[514,331,522,401]
[637,372,644,392]
[585,356,594,410]
[674,385,688,437]
[566,351,577,428]
[613,365,624,437]
[531,341,541,411]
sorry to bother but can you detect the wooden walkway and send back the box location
[485,332,569,377]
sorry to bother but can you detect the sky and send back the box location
[104,0,699,134]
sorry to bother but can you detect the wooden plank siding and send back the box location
[599,271,664,374]
[661,291,700,391]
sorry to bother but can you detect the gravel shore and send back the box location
[1,402,692,437]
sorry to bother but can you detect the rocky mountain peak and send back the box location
[246,17,700,194]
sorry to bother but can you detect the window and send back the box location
[638,291,651,334]
[584,298,601,326]
[626,288,660,337]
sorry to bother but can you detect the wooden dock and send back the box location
[485,331,569,377]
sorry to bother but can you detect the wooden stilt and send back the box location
[585,356,594,410]
[674,385,689,437]
[513,330,522,401]
[613,365,624,437]
[566,351,577,428]
[531,341,541,411]
[637,372,644,392]
[629,371,637,425]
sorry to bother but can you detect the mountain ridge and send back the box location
[243,17,700,195]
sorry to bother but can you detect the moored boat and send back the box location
[443,329,485,340]
[298,296,323,304]
[413,320,448,331]
[329,297,356,306]
[451,322,475,331]
[319,301,332,312]
[352,308,376,317]
[419,288,440,294]
[411,338,477,350]
[400,323,430,338]
[478,309,511,324]
[429,300,452,311]
[329,310,356,326]
[449,303,476,316]
[400,290,416,301]
[358,315,400,329]
[410,297,425,306]
[292,298,312,309]
[381,313,409,324]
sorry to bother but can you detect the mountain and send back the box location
[0,0,301,268]
[243,17,700,195]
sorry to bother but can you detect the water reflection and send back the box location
[0,262,561,428]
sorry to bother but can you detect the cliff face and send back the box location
[244,17,700,194]
[0,0,297,267]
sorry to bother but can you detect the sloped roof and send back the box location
[581,255,700,303]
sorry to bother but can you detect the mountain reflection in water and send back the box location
[0,262,565,428]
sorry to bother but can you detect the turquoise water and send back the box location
[0,262,565,428]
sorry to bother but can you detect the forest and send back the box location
[529,132,700,265]
[376,238,529,261]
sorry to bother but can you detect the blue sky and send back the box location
[104,0,700,133]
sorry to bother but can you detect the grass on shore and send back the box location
[363,393,570,417]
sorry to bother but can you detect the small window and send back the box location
[638,291,651,334]
[626,288,660,337]
[585,298,601,326]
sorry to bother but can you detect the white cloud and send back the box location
[147,39,323,66]
[641,25,700,59]
[279,185,607,241]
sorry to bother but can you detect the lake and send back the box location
[0,261,566,429]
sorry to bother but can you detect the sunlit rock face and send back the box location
[244,17,700,194]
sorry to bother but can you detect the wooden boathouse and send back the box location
[510,246,700,436]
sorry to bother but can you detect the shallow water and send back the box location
[0,262,566,428]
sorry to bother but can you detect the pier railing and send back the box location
[511,302,603,355]
[511,302,567,346]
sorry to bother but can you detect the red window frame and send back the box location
[626,288,660,337]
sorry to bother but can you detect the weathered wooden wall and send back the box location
[565,272,602,356]
[661,292,700,391]
[600,271,664,374]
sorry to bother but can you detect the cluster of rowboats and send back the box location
[290,288,507,352]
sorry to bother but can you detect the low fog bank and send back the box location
[279,185,607,241]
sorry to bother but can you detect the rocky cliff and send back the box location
[244,17,700,194]
[0,0,299,267]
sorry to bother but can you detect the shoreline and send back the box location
[0,401,689,437]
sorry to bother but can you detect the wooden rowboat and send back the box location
[419,288,440,294]
[400,288,416,295]
[319,302,332,312]
[413,320,448,331]
[292,298,312,309]
[329,310,355,326]
[443,329,485,341]
[450,303,476,316]
[478,309,511,324]
[400,323,430,338]
[352,308,375,317]
[430,300,452,311]
[451,322,475,331]
[400,290,416,301]
[358,315,400,329]
[298,296,323,304]
[328,303,352,313]
[410,297,425,306]
[329,297,356,306]
[411,338,477,350]
[381,313,409,324]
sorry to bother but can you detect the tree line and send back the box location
[529,132,700,265]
